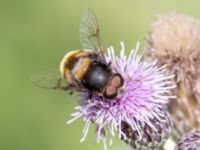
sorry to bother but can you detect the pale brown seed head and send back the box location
[144,12,200,136]
[145,12,200,82]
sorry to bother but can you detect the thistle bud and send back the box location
[176,129,200,150]
[121,108,172,150]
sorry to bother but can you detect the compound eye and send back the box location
[103,85,117,99]
[110,73,124,88]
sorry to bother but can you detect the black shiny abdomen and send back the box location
[82,63,111,92]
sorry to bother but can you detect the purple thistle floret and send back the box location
[67,42,175,150]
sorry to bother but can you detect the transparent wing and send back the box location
[31,69,69,90]
[80,8,106,61]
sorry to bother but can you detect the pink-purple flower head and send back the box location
[67,42,175,150]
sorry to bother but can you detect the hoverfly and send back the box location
[32,9,124,99]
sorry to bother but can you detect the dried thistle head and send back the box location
[144,12,200,136]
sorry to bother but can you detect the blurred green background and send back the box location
[1,0,200,150]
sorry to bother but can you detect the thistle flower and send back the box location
[176,129,200,150]
[68,42,175,150]
[144,13,200,136]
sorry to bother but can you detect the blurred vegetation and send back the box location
[1,0,200,150]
